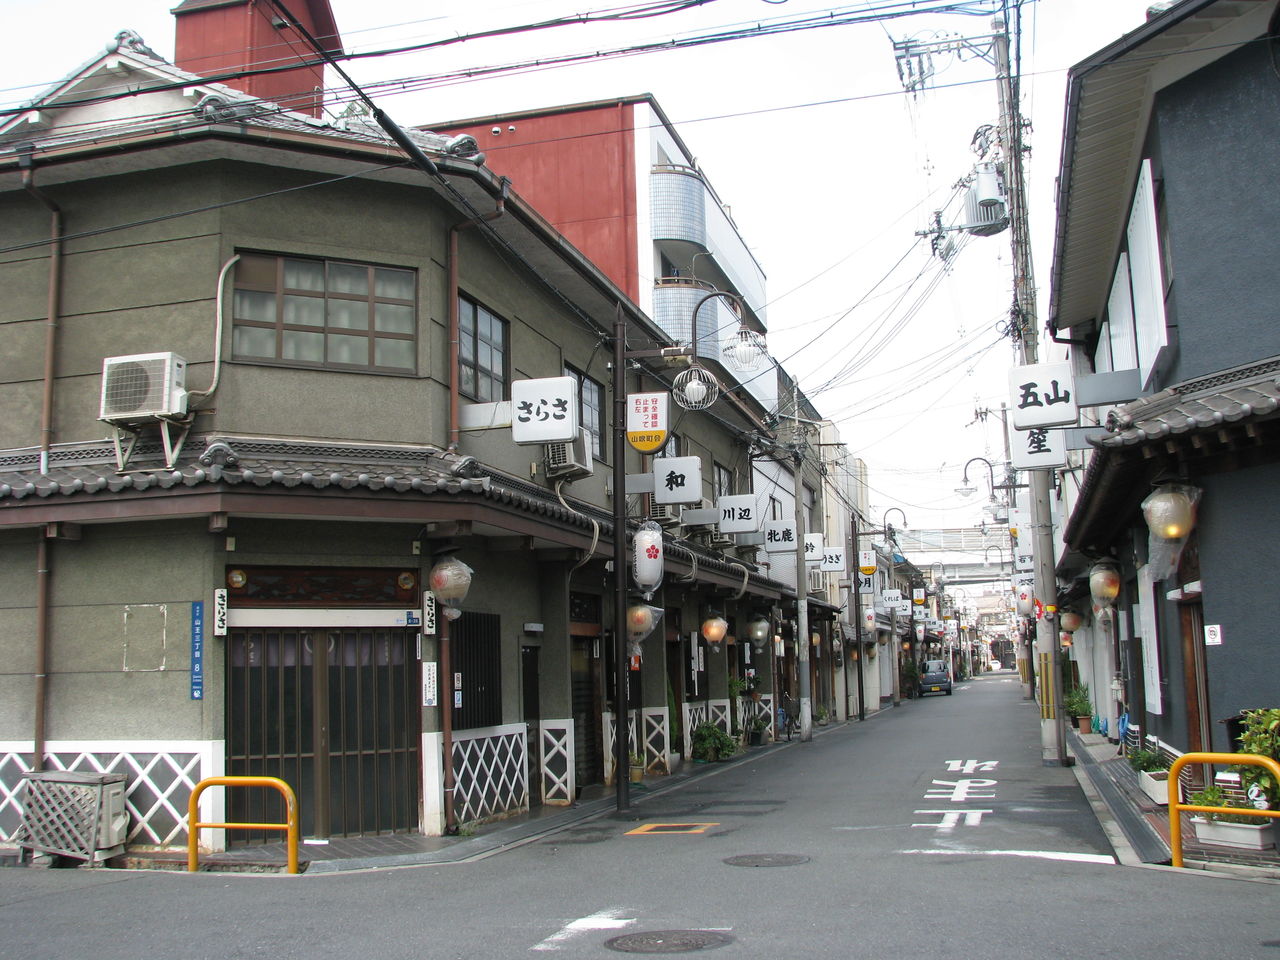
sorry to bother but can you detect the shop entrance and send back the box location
[226,627,419,841]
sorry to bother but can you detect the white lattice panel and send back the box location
[641,708,669,773]
[709,699,730,732]
[539,720,574,805]
[451,724,527,825]
[601,711,642,784]
[743,696,775,737]
[0,741,219,849]
[683,702,710,756]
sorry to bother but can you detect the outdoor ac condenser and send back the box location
[545,428,593,480]
[99,352,188,421]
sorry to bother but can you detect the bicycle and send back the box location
[776,696,800,741]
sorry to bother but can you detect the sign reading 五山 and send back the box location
[1009,362,1077,430]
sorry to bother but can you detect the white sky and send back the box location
[3,0,1157,542]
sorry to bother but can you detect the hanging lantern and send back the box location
[1016,591,1034,617]
[627,603,664,642]
[671,365,720,411]
[429,554,473,619]
[748,618,771,651]
[701,616,728,650]
[632,520,664,599]
[1059,610,1083,633]
[1142,485,1198,540]
[811,632,822,647]
[1089,562,1121,607]
[723,328,767,373]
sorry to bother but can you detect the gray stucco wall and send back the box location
[1156,39,1280,384]
[1198,463,1280,746]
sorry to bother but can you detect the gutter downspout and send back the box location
[21,157,62,773]
[447,179,509,451]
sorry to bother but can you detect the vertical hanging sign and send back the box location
[212,588,228,637]
[191,601,204,701]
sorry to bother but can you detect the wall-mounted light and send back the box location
[748,617,771,651]
[702,615,728,651]
[1088,561,1121,608]
[1142,484,1199,540]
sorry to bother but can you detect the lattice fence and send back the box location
[641,708,669,773]
[0,743,214,848]
[451,725,527,825]
[708,699,730,733]
[539,721,574,805]
[683,702,711,757]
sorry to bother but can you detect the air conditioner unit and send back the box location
[710,533,735,550]
[99,352,188,421]
[545,427,593,480]
[645,495,682,527]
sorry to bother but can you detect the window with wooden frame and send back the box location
[458,295,509,402]
[232,253,417,373]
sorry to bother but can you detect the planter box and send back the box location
[1190,816,1276,851]
[1138,769,1171,806]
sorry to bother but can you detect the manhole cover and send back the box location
[605,931,734,954]
[722,853,810,867]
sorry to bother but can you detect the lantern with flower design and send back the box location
[632,520,664,599]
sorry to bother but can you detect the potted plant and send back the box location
[816,705,830,727]
[1127,746,1172,805]
[1187,785,1276,850]
[628,751,645,783]
[1234,707,1280,846]
[1063,684,1093,733]
[747,714,769,746]
[691,722,738,763]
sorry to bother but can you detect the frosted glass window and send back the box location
[233,254,416,372]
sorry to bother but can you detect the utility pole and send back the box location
[992,19,1067,766]
[792,382,812,742]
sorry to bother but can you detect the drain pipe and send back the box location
[447,179,508,451]
[20,152,62,774]
[33,533,50,772]
[19,152,63,476]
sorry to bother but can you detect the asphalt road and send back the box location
[3,669,1278,959]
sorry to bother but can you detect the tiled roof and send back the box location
[1094,356,1280,448]
[0,437,489,501]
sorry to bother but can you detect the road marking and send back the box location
[899,848,1115,864]
[532,909,636,951]
[626,822,719,835]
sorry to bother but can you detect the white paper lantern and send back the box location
[632,520,664,599]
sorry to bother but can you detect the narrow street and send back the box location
[3,671,1276,960]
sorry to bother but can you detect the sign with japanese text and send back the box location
[913,587,926,606]
[1009,362,1078,430]
[763,519,797,553]
[626,392,670,454]
[855,573,874,595]
[653,456,703,505]
[717,494,759,534]
[803,533,824,563]
[422,591,438,636]
[858,550,877,576]
[1010,424,1067,470]
[212,588,228,637]
[1008,506,1029,540]
[1014,548,1034,572]
[511,377,578,444]
[820,547,846,573]
[191,601,204,701]
[422,662,438,707]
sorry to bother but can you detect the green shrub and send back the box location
[1127,747,1168,773]
[1188,785,1261,825]
[1062,683,1092,718]
[1235,707,1280,808]
[691,722,738,762]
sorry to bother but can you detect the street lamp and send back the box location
[701,615,729,652]
[429,548,473,835]
[1089,561,1121,609]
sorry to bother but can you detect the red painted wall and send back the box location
[435,103,640,300]
[174,0,337,118]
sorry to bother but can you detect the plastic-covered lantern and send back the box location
[632,521,664,600]
[748,618,771,651]
[1142,485,1198,540]
[1016,590,1034,617]
[627,603,663,643]
[701,616,728,652]
[1089,562,1121,608]
[1059,610,1083,633]
[429,554,473,620]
